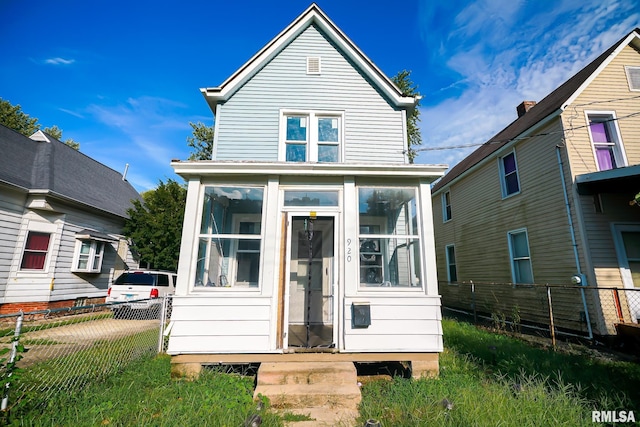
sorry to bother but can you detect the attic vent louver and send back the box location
[307,56,321,74]
[626,66,640,91]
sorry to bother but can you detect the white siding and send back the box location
[343,296,443,352]
[0,190,26,300]
[3,201,133,304]
[167,296,273,353]
[215,25,406,163]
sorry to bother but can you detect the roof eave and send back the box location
[200,4,415,111]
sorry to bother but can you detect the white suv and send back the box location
[106,270,176,319]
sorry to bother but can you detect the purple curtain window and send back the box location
[503,153,517,174]
[590,122,610,143]
[595,146,615,170]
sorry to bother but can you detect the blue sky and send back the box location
[1,0,638,192]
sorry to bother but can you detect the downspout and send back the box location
[556,145,593,339]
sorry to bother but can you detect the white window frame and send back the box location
[356,186,422,290]
[445,244,457,283]
[507,228,534,285]
[585,111,628,171]
[279,110,344,163]
[228,214,263,288]
[442,190,452,222]
[193,184,265,291]
[498,150,520,198]
[71,239,105,273]
[18,221,58,274]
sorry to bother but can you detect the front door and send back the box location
[285,216,336,348]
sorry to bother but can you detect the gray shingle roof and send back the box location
[0,124,141,218]
[432,28,640,193]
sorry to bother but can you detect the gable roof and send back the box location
[0,124,141,218]
[201,3,417,111]
[432,28,640,193]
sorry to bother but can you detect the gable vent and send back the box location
[626,66,640,91]
[307,56,321,75]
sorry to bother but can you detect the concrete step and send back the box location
[255,383,362,409]
[257,361,357,386]
[281,407,360,427]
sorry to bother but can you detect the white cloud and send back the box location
[44,57,75,65]
[415,0,639,168]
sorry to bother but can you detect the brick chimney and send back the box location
[517,101,536,117]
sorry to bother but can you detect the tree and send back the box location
[123,179,187,271]
[187,121,215,160]
[392,70,422,163]
[0,98,39,136]
[0,98,80,150]
[43,125,80,150]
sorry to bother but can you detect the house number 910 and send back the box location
[346,238,352,262]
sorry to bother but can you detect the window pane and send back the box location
[318,144,339,162]
[284,191,339,206]
[25,232,50,251]
[502,153,517,174]
[359,238,420,287]
[195,237,260,288]
[21,253,47,270]
[514,259,534,283]
[595,145,615,170]
[200,187,264,234]
[318,117,339,142]
[590,122,610,143]
[286,116,307,141]
[77,257,88,270]
[511,232,529,258]
[79,241,91,254]
[358,188,418,235]
[286,143,307,162]
[505,173,520,194]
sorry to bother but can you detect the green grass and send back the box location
[7,318,640,426]
[12,355,283,427]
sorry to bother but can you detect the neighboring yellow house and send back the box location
[431,28,640,336]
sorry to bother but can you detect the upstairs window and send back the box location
[280,111,342,163]
[587,113,626,171]
[442,190,452,222]
[20,231,51,270]
[499,151,520,198]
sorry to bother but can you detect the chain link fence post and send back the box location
[1,311,24,411]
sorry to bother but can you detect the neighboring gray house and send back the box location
[0,124,141,313]
[169,4,446,379]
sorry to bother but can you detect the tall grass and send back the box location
[9,318,639,426]
[358,319,640,426]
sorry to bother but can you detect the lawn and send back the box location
[8,318,640,426]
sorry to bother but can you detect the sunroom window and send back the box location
[195,186,264,288]
[357,187,421,288]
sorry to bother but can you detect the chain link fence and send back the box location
[0,296,171,413]
[439,281,640,344]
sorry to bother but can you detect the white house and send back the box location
[168,4,446,378]
[0,125,140,313]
